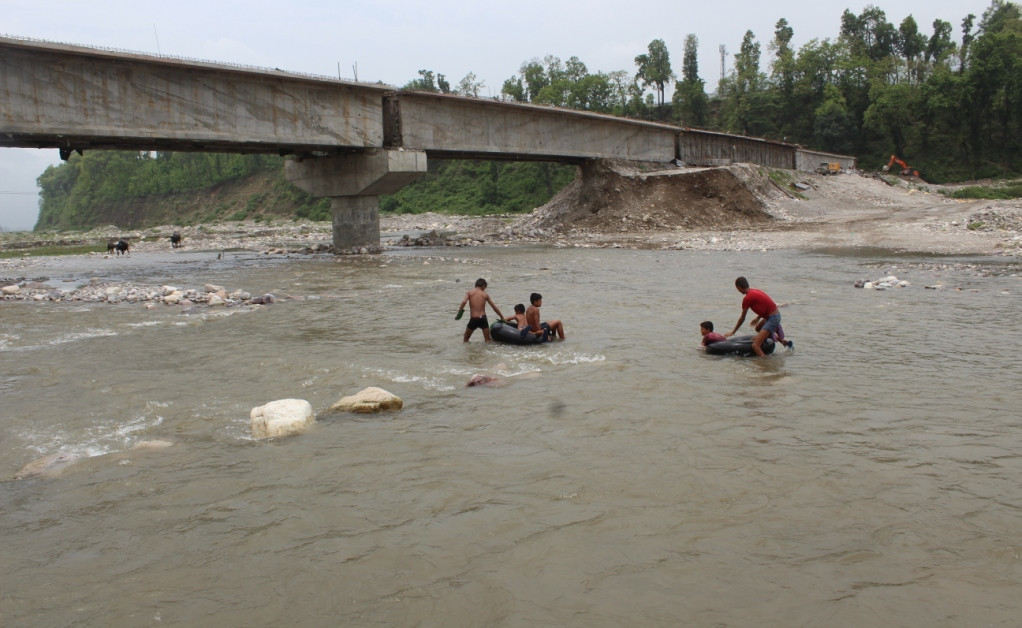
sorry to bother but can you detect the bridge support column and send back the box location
[285,149,427,253]
[330,196,380,252]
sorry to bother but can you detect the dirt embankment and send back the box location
[522,160,776,233]
[487,161,1022,255]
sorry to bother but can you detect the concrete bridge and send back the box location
[0,35,855,251]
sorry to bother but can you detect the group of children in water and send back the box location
[457,278,565,343]
[458,275,789,356]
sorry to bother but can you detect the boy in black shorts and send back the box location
[458,278,505,342]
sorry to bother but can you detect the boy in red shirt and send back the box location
[725,276,786,357]
[700,321,727,346]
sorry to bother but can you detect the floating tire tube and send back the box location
[490,321,546,345]
[704,335,777,356]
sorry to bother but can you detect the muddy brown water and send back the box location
[1,246,1021,626]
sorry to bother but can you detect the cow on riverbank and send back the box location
[110,239,129,255]
[170,232,182,248]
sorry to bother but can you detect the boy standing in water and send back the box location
[458,278,505,342]
[725,276,783,357]
[751,313,790,347]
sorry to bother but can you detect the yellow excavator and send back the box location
[882,155,920,177]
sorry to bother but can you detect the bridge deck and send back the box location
[2,36,677,163]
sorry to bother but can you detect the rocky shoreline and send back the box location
[3,169,1021,307]
[1,278,278,308]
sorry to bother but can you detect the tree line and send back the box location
[35,152,302,229]
[34,150,577,229]
[384,1,1021,182]
[484,0,1019,181]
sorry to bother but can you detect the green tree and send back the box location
[568,73,617,112]
[965,0,1022,171]
[522,60,549,99]
[841,6,897,62]
[897,16,927,83]
[456,72,485,97]
[717,31,773,136]
[634,39,675,108]
[862,81,918,157]
[734,30,763,92]
[404,69,450,93]
[979,0,1022,34]
[926,19,956,64]
[673,34,708,126]
[770,19,799,136]
[770,18,796,93]
[813,85,857,152]
[500,75,526,102]
[960,13,977,72]
[917,65,972,178]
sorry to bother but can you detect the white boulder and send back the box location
[328,387,403,414]
[132,440,175,450]
[250,398,315,439]
[13,452,81,480]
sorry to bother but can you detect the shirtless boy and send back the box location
[504,304,527,328]
[458,278,505,342]
[525,292,565,341]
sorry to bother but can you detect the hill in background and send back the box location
[32,151,577,232]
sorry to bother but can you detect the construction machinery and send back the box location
[883,155,920,177]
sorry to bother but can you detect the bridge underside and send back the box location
[0,134,368,158]
[3,133,594,166]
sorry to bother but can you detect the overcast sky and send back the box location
[1,0,996,230]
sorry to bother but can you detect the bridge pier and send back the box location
[329,196,381,252]
[284,149,427,253]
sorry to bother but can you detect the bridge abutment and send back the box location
[284,149,427,253]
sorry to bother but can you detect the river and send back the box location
[1,244,1020,626]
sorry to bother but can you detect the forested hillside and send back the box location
[33,1,1022,231]
[35,153,312,229]
[34,152,577,230]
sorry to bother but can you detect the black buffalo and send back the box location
[114,239,129,255]
[170,232,182,248]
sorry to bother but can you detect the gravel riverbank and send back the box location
[3,168,1021,267]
